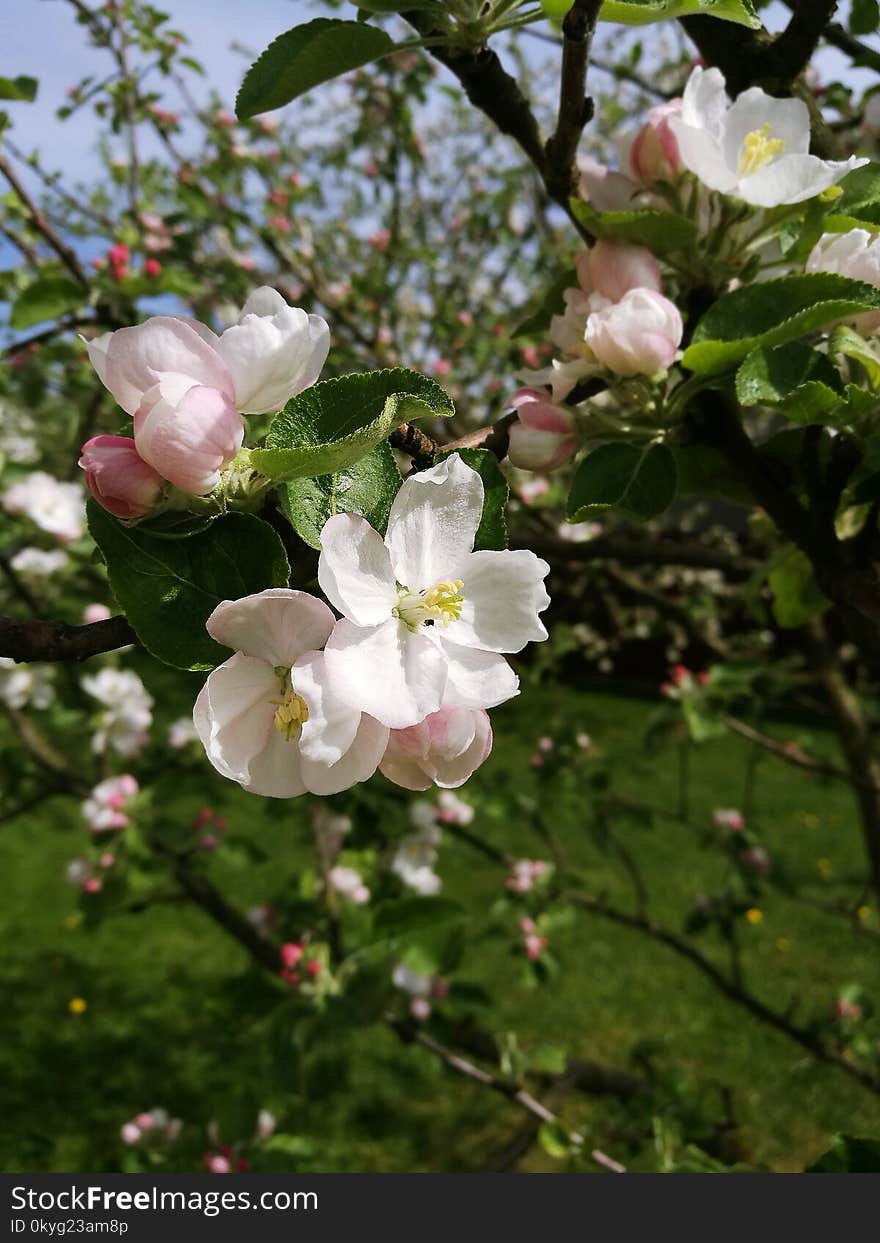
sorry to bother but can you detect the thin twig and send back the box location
[544,1,603,202]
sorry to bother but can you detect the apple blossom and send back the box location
[577,154,639,212]
[9,548,67,578]
[82,774,139,832]
[3,471,85,541]
[81,667,153,757]
[328,864,370,905]
[628,99,683,185]
[392,962,433,998]
[0,658,55,710]
[320,453,550,730]
[380,706,492,791]
[585,288,682,377]
[436,790,475,826]
[713,808,744,832]
[79,435,165,519]
[577,239,662,304]
[168,715,199,749]
[390,822,442,895]
[193,589,389,798]
[507,388,577,473]
[506,859,549,894]
[669,66,866,207]
[807,230,880,332]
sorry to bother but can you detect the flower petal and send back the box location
[436,639,520,709]
[217,297,330,415]
[293,649,362,765]
[385,452,484,589]
[446,549,550,652]
[245,726,307,799]
[133,379,243,494]
[432,708,492,788]
[194,653,276,784]
[300,713,389,796]
[324,617,447,728]
[738,152,868,207]
[669,121,737,193]
[318,514,398,625]
[104,317,234,415]
[207,589,335,667]
[722,88,809,171]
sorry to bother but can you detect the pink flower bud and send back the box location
[410,997,431,1021]
[79,435,164,519]
[629,99,683,185]
[204,1153,231,1174]
[280,942,303,969]
[99,852,115,869]
[585,288,682,377]
[133,381,243,496]
[135,1112,155,1131]
[83,877,102,894]
[577,239,662,303]
[120,1122,141,1145]
[507,388,577,472]
[143,258,162,278]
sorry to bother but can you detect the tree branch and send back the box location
[0,153,90,286]
[544,0,603,202]
[0,615,137,664]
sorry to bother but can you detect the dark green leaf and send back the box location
[252,368,454,481]
[236,19,395,119]
[0,75,38,102]
[9,276,85,330]
[437,447,509,550]
[281,440,402,550]
[569,199,696,254]
[736,341,843,422]
[808,1134,880,1173]
[87,506,289,670]
[850,0,879,37]
[567,442,677,521]
[683,274,880,375]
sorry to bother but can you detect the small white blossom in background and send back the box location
[3,471,86,542]
[256,1110,276,1141]
[390,818,442,895]
[83,603,112,624]
[9,547,68,578]
[392,962,434,1020]
[557,521,602,544]
[168,715,199,749]
[435,790,474,826]
[81,667,153,757]
[506,859,550,894]
[0,658,55,710]
[327,864,370,905]
[519,916,549,961]
[713,808,745,832]
[669,65,866,207]
[245,903,275,937]
[81,774,139,833]
[120,1108,181,1146]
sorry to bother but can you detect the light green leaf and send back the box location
[9,275,85,330]
[538,1122,573,1159]
[543,0,758,24]
[437,447,509,550]
[567,442,677,521]
[252,368,454,481]
[0,75,38,102]
[767,546,829,628]
[569,199,696,254]
[683,274,880,375]
[830,324,880,390]
[823,162,880,230]
[236,19,396,119]
[87,506,290,670]
[281,441,402,550]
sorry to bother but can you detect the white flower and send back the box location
[3,471,85,542]
[436,790,474,825]
[319,454,550,729]
[669,66,866,207]
[0,658,54,710]
[81,774,139,832]
[392,962,433,998]
[390,825,442,895]
[193,589,389,799]
[168,716,199,749]
[9,548,68,578]
[328,864,370,905]
[380,707,492,791]
[81,667,153,757]
[807,230,880,332]
[214,286,330,415]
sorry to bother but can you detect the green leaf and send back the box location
[538,1122,573,1159]
[567,442,677,521]
[735,341,843,422]
[821,162,880,229]
[683,274,880,376]
[236,19,396,119]
[569,200,696,254]
[542,0,759,25]
[850,0,879,37]
[372,896,465,938]
[807,1134,880,1173]
[767,546,829,628]
[437,447,509,551]
[252,368,454,481]
[9,276,85,330]
[0,75,38,102]
[353,0,439,10]
[281,440,402,550]
[850,435,880,503]
[830,324,880,390]
[531,1044,567,1074]
[87,506,290,670]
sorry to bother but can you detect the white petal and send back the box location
[722,88,809,169]
[84,333,112,387]
[379,721,434,791]
[195,654,276,784]
[238,286,289,318]
[324,618,447,728]
[669,120,737,193]
[681,65,728,135]
[436,640,520,710]
[293,649,361,765]
[245,726,307,799]
[738,153,868,207]
[446,550,550,652]
[300,713,389,796]
[207,589,336,667]
[217,305,329,415]
[385,452,483,588]
[104,317,234,415]
[433,709,492,788]
[318,514,398,625]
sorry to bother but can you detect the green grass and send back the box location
[1,682,879,1173]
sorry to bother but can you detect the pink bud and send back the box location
[628,99,683,185]
[120,1122,141,1145]
[133,381,243,496]
[135,1112,155,1131]
[79,435,164,519]
[507,388,577,472]
[204,1153,230,1174]
[431,358,453,377]
[519,917,536,935]
[410,997,431,1021]
[280,942,304,969]
[585,288,682,377]
[306,959,321,978]
[83,877,102,894]
[99,852,115,869]
[577,239,662,303]
[431,978,449,1000]
[143,258,162,278]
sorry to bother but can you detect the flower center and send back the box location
[271,675,309,742]
[393,580,465,631]
[737,124,785,178]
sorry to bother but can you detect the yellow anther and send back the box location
[422,579,465,624]
[738,124,785,178]
[272,688,309,740]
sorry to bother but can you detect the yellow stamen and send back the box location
[738,123,785,178]
[393,579,466,630]
[272,688,309,740]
